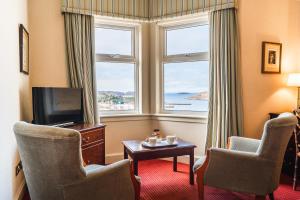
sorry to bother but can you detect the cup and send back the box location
[166,135,177,144]
[148,137,157,146]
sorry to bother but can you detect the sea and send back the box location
[164,93,208,112]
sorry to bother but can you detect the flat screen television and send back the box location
[32,87,83,126]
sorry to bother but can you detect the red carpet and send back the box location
[139,160,300,200]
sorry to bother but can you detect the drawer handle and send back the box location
[83,137,90,142]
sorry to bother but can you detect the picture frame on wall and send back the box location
[19,24,29,75]
[261,42,282,74]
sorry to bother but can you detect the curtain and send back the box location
[62,0,149,20]
[206,8,243,149]
[64,13,99,124]
[149,0,237,21]
[61,0,237,22]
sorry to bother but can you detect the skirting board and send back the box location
[105,153,201,164]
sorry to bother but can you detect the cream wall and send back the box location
[0,0,30,199]
[29,0,68,87]
[239,0,300,139]
[102,117,153,163]
[152,118,207,157]
[28,0,300,163]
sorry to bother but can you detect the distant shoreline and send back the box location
[186,91,208,100]
[98,91,209,101]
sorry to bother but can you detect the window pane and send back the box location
[164,61,209,112]
[166,25,209,55]
[95,27,132,56]
[96,62,135,112]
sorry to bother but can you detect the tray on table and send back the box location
[141,140,178,148]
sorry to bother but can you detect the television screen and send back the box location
[32,87,83,125]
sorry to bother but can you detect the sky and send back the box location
[95,27,132,55]
[95,25,209,93]
[166,24,209,55]
[96,62,135,93]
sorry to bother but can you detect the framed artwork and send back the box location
[19,24,29,74]
[261,42,282,74]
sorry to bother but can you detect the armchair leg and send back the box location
[293,154,298,190]
[255,195,266,200]
[268,192,274,200]
[195,150,210,200]
[130,161,141,200]
[196,172,204,200]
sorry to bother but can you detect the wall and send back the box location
[152,118,207,157]
[239,0,300,139]
[102,116,153,163]
[0,0,30,199]
[28,0,300,164]
[29,0,68,87]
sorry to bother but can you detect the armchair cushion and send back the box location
[229,136,261,153]
[135,176,141,183]
[193,155,207,173]
[63,160,135,200]
[84,164,105,175]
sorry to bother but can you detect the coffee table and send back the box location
[122,139,196,185]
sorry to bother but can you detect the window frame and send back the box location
[95,22,140,115]
[159,21,209,115]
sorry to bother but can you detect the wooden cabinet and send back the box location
[68,123,105,165]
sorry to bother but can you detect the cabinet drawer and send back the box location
[82,142,105,165]
[81,128,104,146]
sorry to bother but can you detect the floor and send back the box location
[23,160,300,200]
[139,160,300,200]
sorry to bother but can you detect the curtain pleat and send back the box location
[206,8,243,149]
[64,13,99,124]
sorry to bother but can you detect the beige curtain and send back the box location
[64,13,99,124]
[206,8,243,149]
[61,0,237,21]
[149,0,237,21]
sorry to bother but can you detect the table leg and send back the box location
[124,146,128,159]
[173,156,177,172]
[190,150,194,185]
[134,160,138,175]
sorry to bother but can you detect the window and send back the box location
[162,24,209,113]
[95,25,138,114]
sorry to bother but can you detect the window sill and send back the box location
[100,114,152,122]
[152,113,208,123]
[100,113,207,123]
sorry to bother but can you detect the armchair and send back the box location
[14,122,140,200]
[194,113,297,200]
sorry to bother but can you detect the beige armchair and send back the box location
[194,113,297,200]
[14,122,140,200]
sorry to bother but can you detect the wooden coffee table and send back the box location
[122,139,196,185]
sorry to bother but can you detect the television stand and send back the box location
[68,123,106,165]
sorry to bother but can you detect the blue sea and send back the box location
[164,93,208,112]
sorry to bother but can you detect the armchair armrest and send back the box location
[62,160,139,200]
[229,136,261,153]
[209,148,260,163]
